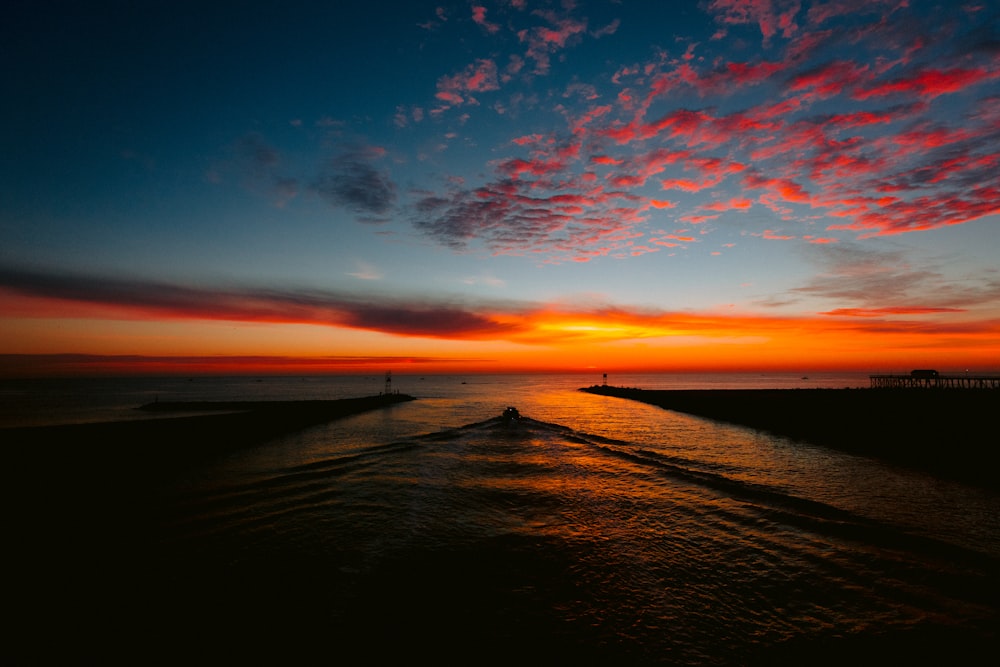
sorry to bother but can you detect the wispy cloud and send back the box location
[461,273,506,288]
[347,261,383,281]
[788,243,1000,311]
[233,133,300,207]
[591,18,620,39]
[313,145,397,220]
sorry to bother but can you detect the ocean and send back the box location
[4,373,998,664]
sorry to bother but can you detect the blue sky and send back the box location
[2,0,999,375]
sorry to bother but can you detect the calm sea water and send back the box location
[5,373,998,664]
[0,371,869,429]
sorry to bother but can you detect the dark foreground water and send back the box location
[5,374,999,664]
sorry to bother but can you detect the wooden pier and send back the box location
[869,374,1000,389]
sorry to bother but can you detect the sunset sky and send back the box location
[2,0,999,376]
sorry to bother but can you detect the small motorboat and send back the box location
[502,406,521,421]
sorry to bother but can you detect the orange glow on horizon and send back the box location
[2,287,999,377]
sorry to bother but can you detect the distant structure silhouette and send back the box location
[384,370,392,395]
[603,373,608,387]
[870,369,1000,389]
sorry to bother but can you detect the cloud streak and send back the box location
[0,267,519,341]
[3,266,998,353]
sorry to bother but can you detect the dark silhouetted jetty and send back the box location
[6,393,416,480]
[581,385,997,489]
[3,392,411,666]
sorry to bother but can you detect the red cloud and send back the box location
[788,60,870,99]
[891,123,974,150]
[855,67,997,100]
[679,214,719,225]
[828,191,1000,237]
[436,59,500,107]
[806,0,901,25]
[744,173,815,205]
[569,103,613,134]
[661,158,745,192]
[638,58,791,101]
[618,105,781,151]
[700,198,753,212]
[707,0,801,45]
[725,60,787,86]
[419,1,1000,255]
[643,108,713,143]
[649,199,676,209]
[824,108,902,130]
[497,156,567,180]
[472,6,500,33]
[794,146,888,185]
[660,178,713,193]
[518,10,587,74]
[608,148,690,188]
[512,134,545,146]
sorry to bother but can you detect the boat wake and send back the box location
[149,413,999,665]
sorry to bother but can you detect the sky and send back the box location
[2,0,999,377]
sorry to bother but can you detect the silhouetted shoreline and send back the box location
[5,392,419,664]
[582,386,998,490]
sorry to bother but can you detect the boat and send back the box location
[502,406,521,421]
